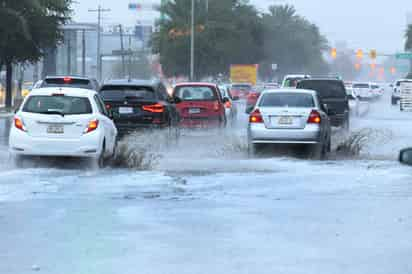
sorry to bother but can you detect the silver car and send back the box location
[247,89,331,158]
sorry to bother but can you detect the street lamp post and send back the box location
[190,0,195,81]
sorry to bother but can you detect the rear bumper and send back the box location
[9,128,103,157]
[248,123,321,144]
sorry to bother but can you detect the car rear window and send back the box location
[297,80,346,98]
[284,78,304,87]
[23,95,92,115]
[353,83,370,88]
[231,84,252,91]
[100,85,156,100]
[259,93,315,108]
[174,86,218,101]
[41,78,93,89]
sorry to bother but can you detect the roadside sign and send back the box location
[395,53,412,60]
[271,64,278,71]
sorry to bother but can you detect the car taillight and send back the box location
[249,109,263,123]
[63,77,72,83]
[213,101,220,111]
[142,103,165,113]
[14,117,26,132]
[224,100,232,109]
[307,110,321,124]
[84,120,99,134]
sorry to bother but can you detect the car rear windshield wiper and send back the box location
[38,110,65,117]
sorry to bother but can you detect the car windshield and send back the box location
[22,95,92,115]
[259,93,315,108]
[353,83,370,88]
[41,78,93,89]
[297,80,346,98]
[174,86,218,101]
[100,86,155,100]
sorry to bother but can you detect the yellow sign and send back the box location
[230,64,258,85]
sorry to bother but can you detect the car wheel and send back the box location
[308,144,325,160]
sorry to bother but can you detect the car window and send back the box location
[298,81,346,98]
[94,94,108,116]
[174,86,218,101]
[100,85,156,100]
[353,83,370,88]
[259,93,315,108]
[23,95,92,115]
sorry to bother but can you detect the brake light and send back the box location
[249,109,263,123]
[63,77,72,83]
[84,119,99,133]
[105,104,112,110]
[213,101,220,111]
[224,100,232,108]
[14,117,26,132]
[142,103,165,113]
[307,110,321,124]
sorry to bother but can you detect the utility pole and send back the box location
[119,25,126,78]
[82,29,86,77]
[190,0,195,81]
[88,5,110,81]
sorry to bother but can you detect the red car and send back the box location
[230,83,253,99]
[173,83,228,128]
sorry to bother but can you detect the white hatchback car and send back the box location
[9,88,118,167]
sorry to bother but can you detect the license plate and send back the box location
[47,124,64,134]
[119,107,134,114]
[189,108,201,114]
[278,116,293,125]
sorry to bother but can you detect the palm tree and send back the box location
[405,24,412,77]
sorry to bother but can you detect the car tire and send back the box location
[95,142,106,169]
[391,97,397,105]
[308,144,324,160]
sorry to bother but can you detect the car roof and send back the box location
[28,87,97,97]
[300,78,343,82]
[102,79,160,87]
[175,82,218,87]
[262,88,317,96]
[283,74,310,78]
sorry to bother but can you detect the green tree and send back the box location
[259,5,329,80]
[152,0,263,79]
[404,24,412,77]
[0,0,71,107]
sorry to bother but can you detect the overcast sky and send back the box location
[73,0,410,53]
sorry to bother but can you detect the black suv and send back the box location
[99,79,180,136]
[297,79,350,129]
[40,76,100,91]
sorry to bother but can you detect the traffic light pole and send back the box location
[190,0,195,81]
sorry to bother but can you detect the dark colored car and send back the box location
[230,83,253,99]
[173,82,228,128]
[40,76,100,91]
[297,79,350,129]
[99,79,180,136]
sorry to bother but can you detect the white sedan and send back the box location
[9,87,118,167]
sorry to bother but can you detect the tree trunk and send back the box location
[5,61,13,108]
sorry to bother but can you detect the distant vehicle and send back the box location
[263,82,280,89]
[230,83,253,99]
[371,83,383,97]
[392,79,412,105]
[9,87,118,167]
[99,79,180,137]
[218,85,239,124]
[40,76,99,91]
[173,82,228,128]
[247,89,331,159]
[296,79,350,129]
[346,86,359,116]
[399,147,412,165]
[246,89,263,113]
[281,74,311,88]
[352,82,375,101]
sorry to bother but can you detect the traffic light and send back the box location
[356,49,363,59]
[331,48,337,59]
[370,49,377,59]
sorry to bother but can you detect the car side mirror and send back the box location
[245,105,254,114]
[173,97,182,104]
[399,148,412,166]
[232,96,240,101]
